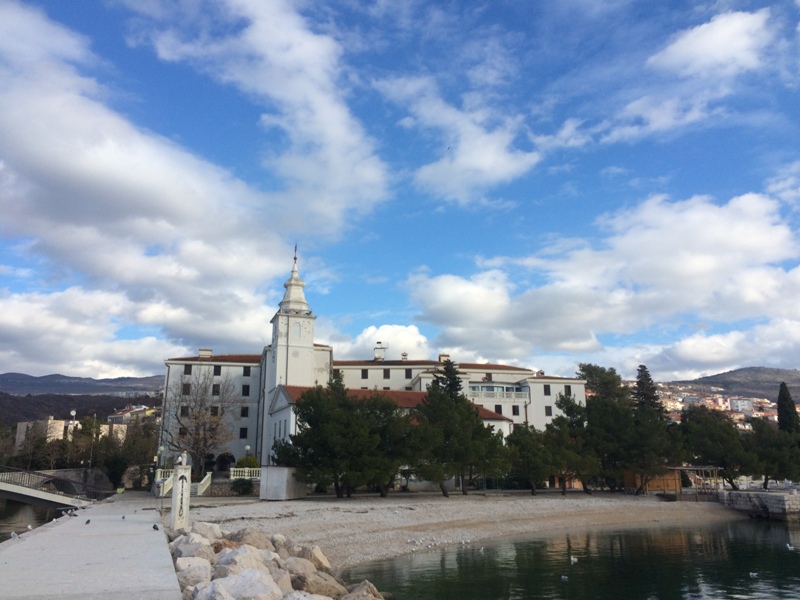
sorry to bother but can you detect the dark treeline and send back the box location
[273,361,800,498]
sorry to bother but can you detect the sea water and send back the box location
[342,520,800,599]
[0,499,55,542]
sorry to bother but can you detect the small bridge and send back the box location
[0,466,115,509]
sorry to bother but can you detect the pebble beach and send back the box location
[189,492,745,571]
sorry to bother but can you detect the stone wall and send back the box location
[720,490,800,522]
[206,479,260,497]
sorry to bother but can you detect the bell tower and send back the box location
[264,253,316,394]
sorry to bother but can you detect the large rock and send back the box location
[228,528,276,552]
[192,521,224,541]
[172,532,212,549]
[266,567,293,593]
[342,581,384,600]
[281,592,333,600]
[173,542,217,565]
[198,569,283,600]
[270,534,292,551]
[192,580,237,600]
[281,556,317,576]
[175,557,212,572]
[177,564,212,591]
[216,544,270,572]
[292,572,348,599]
[296,546,332,573]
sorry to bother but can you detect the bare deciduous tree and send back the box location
[163,367,243,477]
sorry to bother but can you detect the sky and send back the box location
[1,0,800,382]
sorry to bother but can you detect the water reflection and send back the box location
[0,498,55,542]
[343,521,800,600]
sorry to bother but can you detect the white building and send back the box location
[159,258,586,484]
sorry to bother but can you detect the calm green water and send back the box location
[342,521,800,599]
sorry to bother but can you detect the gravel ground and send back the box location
[187,492,744,571]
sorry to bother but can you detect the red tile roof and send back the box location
[280,385,511,421]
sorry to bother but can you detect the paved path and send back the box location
[0,491,181,600]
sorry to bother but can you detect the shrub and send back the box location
[230,477,254,496]
[235,455,259,469]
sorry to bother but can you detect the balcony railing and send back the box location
[230,467,261,480]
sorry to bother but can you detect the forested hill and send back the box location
[0,392,160,426]
[672,367,800,400]
[0,372,162,396]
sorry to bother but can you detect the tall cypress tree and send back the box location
[633,364,663,413]
[777,382,800,434]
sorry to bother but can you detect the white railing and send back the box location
[193,472,212,496]
[230,468,261,480]
[468,391,528,400]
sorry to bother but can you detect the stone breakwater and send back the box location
[169,520,390,600]
[720,490,800,522]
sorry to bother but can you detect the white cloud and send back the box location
[405,191,800,379]
[319,324,431,361]
[127,0,389,231]
[647,9,774,78]
[377,76,540,204]
[766,161,800,206]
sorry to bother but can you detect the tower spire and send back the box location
[279,251,309,313]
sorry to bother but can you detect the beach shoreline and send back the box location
[188,492,746,571]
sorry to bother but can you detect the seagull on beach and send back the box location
[122,515,125,520]
[27,525,32,531]
[561,575,569,582]
[788,543,795,551]
[570,555,578,564]
[10,532,19,540]
[750,572,759,579]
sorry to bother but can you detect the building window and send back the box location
[405,387,412,391]
[405,368,412,379]
[184,364,192,375]
[383,387,390,391]
[210,406,219,416]
[213,365,221,376]
[564,384,572,396]
[361,387,368,390]
[361,369,368,379]
[383,368,390,379]
[242,384,250,397]
[545,405,553,417]
[512,405,520,416]
[243,366,251,377]
[212,384,220,396]
[241,406,249,418]
[485,373,492,382]
[182,383,191,396]
[239,427,248,439]
[543,384,551,396]
[494,404,502,415]
[180,406,189,417]
[178,426,187,437]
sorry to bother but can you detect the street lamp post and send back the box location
[89,412,96,469]
[244,445,251,457]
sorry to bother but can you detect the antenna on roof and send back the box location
[293,244,297,263]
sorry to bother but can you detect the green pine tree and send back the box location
[777,382,800,434]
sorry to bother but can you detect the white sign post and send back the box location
[170,452,191,531]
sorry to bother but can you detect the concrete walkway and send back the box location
[0,491,181,600]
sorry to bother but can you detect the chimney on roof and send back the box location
[374,342,386,362]
[198,348,212,359]
[536,370,544,377]
[401,352,408,361]
[438,353,450,363]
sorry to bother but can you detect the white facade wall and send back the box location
[338,362,428,391]
[160,358,260,467]
[336,361,586,433]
